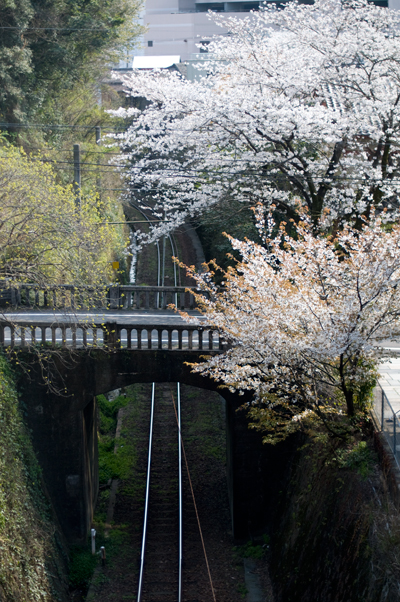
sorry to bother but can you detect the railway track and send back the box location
[137,383,182,602]
[87,203,245,601]
[134,203,185,601]
[129,205,215,601]
[91,381,245,602]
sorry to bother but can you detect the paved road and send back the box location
[0,309,203,326]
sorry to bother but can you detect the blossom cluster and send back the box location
[113,0,400,243]
[181,209,400,425]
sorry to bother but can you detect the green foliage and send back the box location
[335,441,376,480]
[97,393,135,485]
[0,0,142,285]
[335,357,378,414]
[197,200,261,281]
[97,393,127,421]
[0,351,67,600]
[69,545,98,590]
[237,583,248,598]
[0,0,143,125]
[98,437,134,484]
[0,144,127,286]
[237,538,268,560]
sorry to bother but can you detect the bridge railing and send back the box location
[116,286,198,311]
[0,284,200,311]
[373,383,400,470]
[0,321,227,352]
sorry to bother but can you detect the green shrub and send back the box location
[97,392,135,485]
[237,541,266,560]
[336,440,376,479]
[69,545,98,590]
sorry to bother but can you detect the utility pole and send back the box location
[73,143,81,207]
[95,127,101,200]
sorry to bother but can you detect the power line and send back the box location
[7,122,400,148]
[4,151,395,177]
[3,155,400,183]
[0,122,123,131]
[27,146,122,155]
[102,220,174,224]
[0,26,120,31]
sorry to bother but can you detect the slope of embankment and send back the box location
[0,353,69,601]
[269,435,400,601]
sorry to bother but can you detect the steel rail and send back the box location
[135,201,182,602]
[128,200,161,298]
[137,382,156,602]
[177,382,183,602]
[137,200,175,306]
[168,232,179,305]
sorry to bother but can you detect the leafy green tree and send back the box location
[0,144,126,286]
[0,0,142,125]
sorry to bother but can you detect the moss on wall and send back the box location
[0,353,69,601]
[270,437,400,602]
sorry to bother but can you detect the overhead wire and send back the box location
[1,152,400,183]
[3,124,400,191]
[0,26,126,31]
[170,386,217,602]
[4,123,400,148]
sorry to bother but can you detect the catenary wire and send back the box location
[2,152,400,183]
[170,386,217,602]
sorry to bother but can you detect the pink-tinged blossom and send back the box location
[179,210,400,439]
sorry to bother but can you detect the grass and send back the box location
[335,439,377,480]
[69,545,98,590]
[237,583,248,598]
[97,392,135,485]
[0,353,68,601]
[236,535,270,560]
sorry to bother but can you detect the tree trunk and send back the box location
[345,389,355,417]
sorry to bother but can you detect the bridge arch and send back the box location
[17,348,270,543]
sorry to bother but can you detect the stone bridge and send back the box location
[0,320,226,352]
[0,287,285,544]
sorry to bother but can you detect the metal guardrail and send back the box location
[0,284,200,311]
[0,284,108,310]
[373,383,400,469]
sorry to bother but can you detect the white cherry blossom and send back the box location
[113,0,400,243]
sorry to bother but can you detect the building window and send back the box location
[196,3,224,11]
[200,41,210,53]
[148,41,153,47]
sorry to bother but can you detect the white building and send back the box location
[116,0,391,68]
[139,0,260,62]
[116,0,272,66]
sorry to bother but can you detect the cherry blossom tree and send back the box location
[179,208,400,441]
[113,0,400,245]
